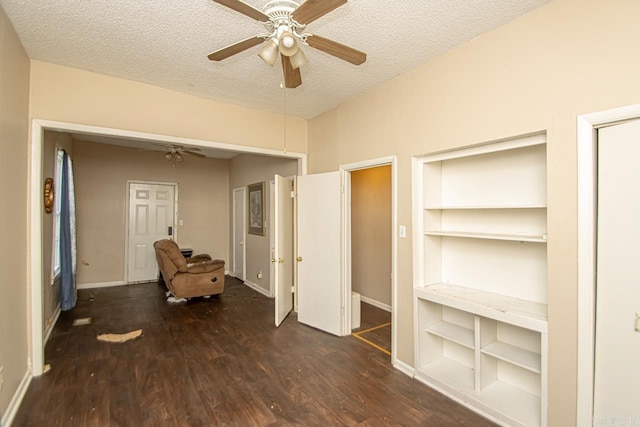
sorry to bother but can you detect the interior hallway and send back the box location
[14,277,496,426]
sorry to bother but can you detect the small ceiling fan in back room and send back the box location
[207,0,367,88]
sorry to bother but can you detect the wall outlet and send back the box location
[257,271,263,279]
[0,365,4,392]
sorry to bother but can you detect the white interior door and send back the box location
[594,119,640,422]
[297,171,343,336]
[127,182,175,282]
[274,175,294,326]
[233,187,246,281]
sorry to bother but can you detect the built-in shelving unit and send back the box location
[413,134,548,427]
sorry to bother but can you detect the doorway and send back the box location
[349,165,392,357]
[341,156,397,363]
[232,187,246,281]
[126,181,177,283]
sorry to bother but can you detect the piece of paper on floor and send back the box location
[43,364,51,373]
[167,296,187,303]
[97,329,142,343]
[73,317,93,326]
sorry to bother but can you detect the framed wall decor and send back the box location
[248,182,265,236]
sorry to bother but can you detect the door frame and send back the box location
[577,103,640,425]
[124,180,178,283]
[340,156,397,364]
[232,186,247,282]
[28,119,307,376]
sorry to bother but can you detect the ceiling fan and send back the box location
[207,0,366,89]
[153,143,206,165]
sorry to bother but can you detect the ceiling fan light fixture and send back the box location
[165,152,173,160]
[289,47,308,69]
[258,38,279,66]
[278,31,298,57]
[175,152,183,162]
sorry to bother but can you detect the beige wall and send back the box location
[229,153,298,293]
[42,131,74,332]
[351,166,391,306]
[73,140,229,285]
[307,0,640,424]
[0,4,30,420]
[29,61,307,154]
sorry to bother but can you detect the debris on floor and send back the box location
[96,329,142,343]
[72,317,93,326]
[43,364,51,374]
[166,291,187,303]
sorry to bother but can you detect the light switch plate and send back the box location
[399,225,406,238]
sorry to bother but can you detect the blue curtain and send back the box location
[60,151,77,311]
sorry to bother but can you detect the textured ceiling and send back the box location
[1,0,550,119]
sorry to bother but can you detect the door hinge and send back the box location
[290,286,295,293]
[290,191,295,198]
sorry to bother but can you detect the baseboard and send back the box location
[360,295,392,313]
[77,280,126,289]
[393,359,415,378]
[43,304,61,344]
[242,280,271,297]
[1,369,32,427]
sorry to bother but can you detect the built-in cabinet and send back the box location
[412,134,548,427]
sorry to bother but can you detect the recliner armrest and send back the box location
[186,259,225,274]
[186,254,212,263]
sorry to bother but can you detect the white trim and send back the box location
[340,156,398,365]
[1,369,32,427]
[77,280,127,289]
[124,180,178,283]
[576,103,640,426]
[360,295,392,313]
[393,359,416,378]
[29,120,44,376]
[242,280,271,297]
[43,304,61,344]
[29,119,308,378]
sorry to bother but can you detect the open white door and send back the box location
[297,171,343,336]
[232,187,246,281]
[274,175,294,326]
[593,119,640,423]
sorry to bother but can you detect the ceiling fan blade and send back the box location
[292,0,347,25]
[211,0,270,21]
[306,34,366,65]
[208,36,265,61]
[183,150,206,158]
[281,55,302,88]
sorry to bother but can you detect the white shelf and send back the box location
[480,381,541,427]
[425,204,547,210]
[415,283,547,333]
[419,358,475,391]
[426,321,474,349]
[482,341,541,374]
[424,230,547,243]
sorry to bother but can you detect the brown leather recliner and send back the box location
[154,239,225,298]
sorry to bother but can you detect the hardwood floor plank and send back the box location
[13,277,496,426]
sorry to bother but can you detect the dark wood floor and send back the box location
[352,302,392,356]
[14,277,496,426]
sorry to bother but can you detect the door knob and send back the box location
[297,256,303,262]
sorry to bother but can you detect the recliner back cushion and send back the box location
[154,239,188,273]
